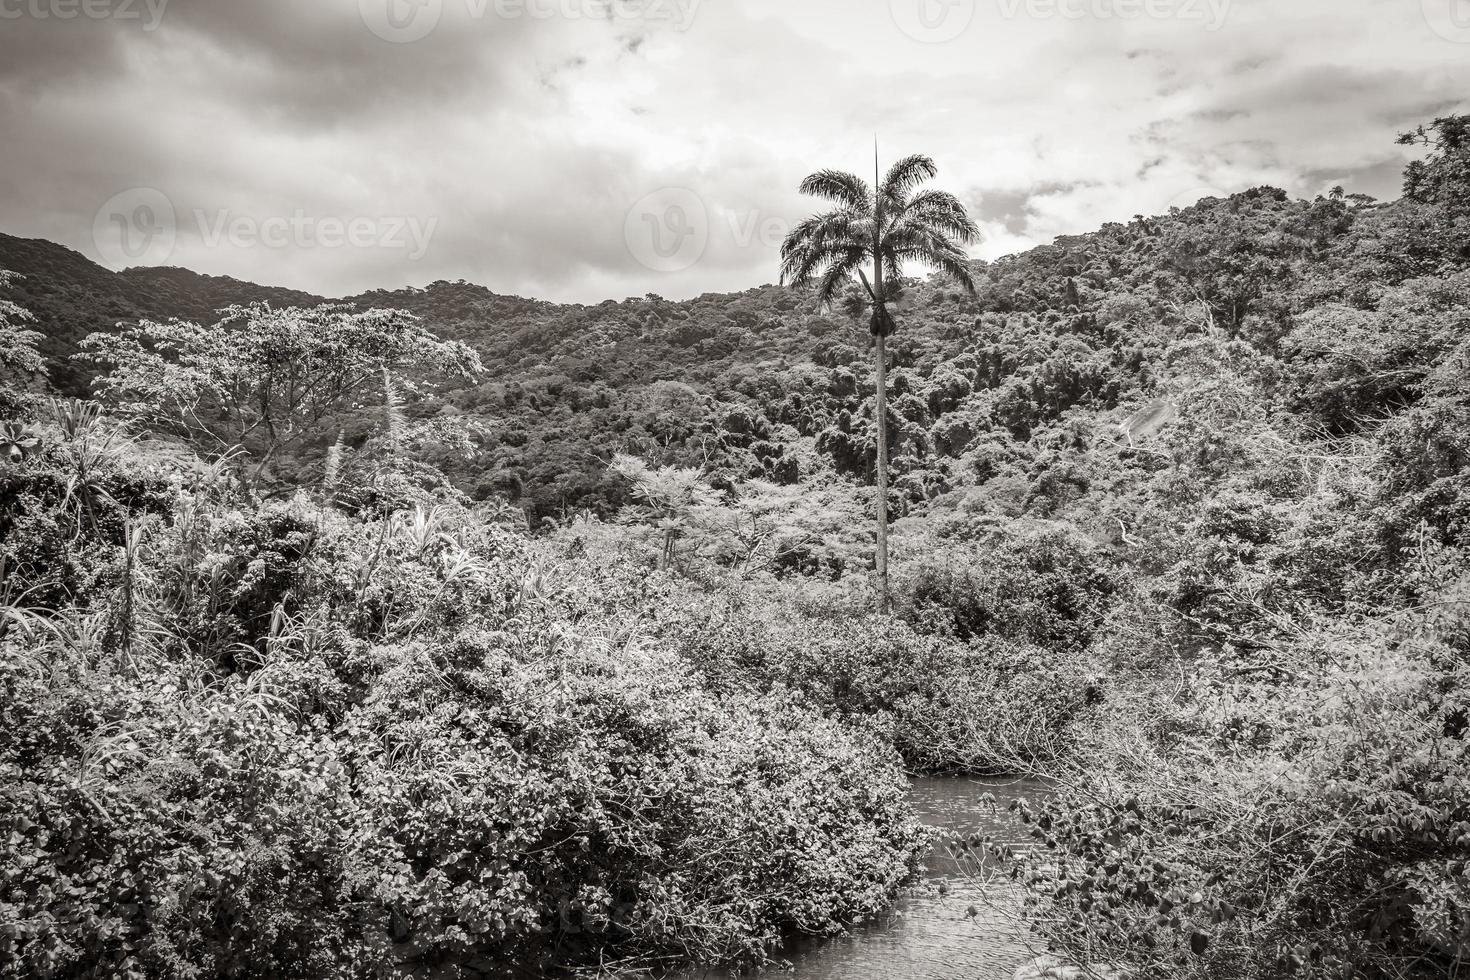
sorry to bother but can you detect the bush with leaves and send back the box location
[342,628,922,975]
[0,649,361,980]
[895,520,1119,653]
[636,569,1101,773]
[0,424,928,978]
[1002,583,1470,979]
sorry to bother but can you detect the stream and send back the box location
[680,775,1048,980]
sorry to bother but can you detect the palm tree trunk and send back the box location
[872,144,891,613]
[873,329,891,612]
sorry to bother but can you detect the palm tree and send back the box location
[780,150,978,609]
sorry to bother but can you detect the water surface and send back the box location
[681,775,1046,980]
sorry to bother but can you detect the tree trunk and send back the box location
[873,329,891,612]
[872,144,891,614]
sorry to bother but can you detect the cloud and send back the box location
[0,0,1467,303]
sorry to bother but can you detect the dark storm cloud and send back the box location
[0,0,1468,303]
[0,0,677,297]
[0,1,137,84]
[0,0,533,118]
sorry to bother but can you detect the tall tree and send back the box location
[0,271,46,399]
[780,151,978,608]
[81,303,481,483]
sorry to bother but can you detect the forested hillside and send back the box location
[1,116,1467,979]
[8,120,1466,538]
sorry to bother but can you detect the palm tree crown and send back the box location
[779,154,979,323]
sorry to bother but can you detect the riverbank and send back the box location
[676,776,1048,980]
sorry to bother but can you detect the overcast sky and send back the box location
[1,0,1467,303]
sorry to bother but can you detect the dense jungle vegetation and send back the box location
[1,115,1468,978]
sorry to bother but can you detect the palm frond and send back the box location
[797,170,872,213]
[781,211,866,252]
[893,244,977,294]
[780,212,869,285]
[813,247,870,307]
[897,189,980,243]
[882,155,938,200]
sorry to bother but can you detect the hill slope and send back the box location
[2,116,1469,980]
[0,235,324,394]
[3,118,1468,530]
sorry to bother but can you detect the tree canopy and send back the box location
[81,303,481,479]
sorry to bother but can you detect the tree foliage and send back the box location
[80,303,482,481]
[1,114,1469,979]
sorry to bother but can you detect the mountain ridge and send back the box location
[5,150,1468,522]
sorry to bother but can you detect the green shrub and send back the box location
[0,462,926,977]
[342,629,923,975]
[897,523,1119,653]
[1004,598,1470,979]
[647,580,1100,773]
[0,651,359,979]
